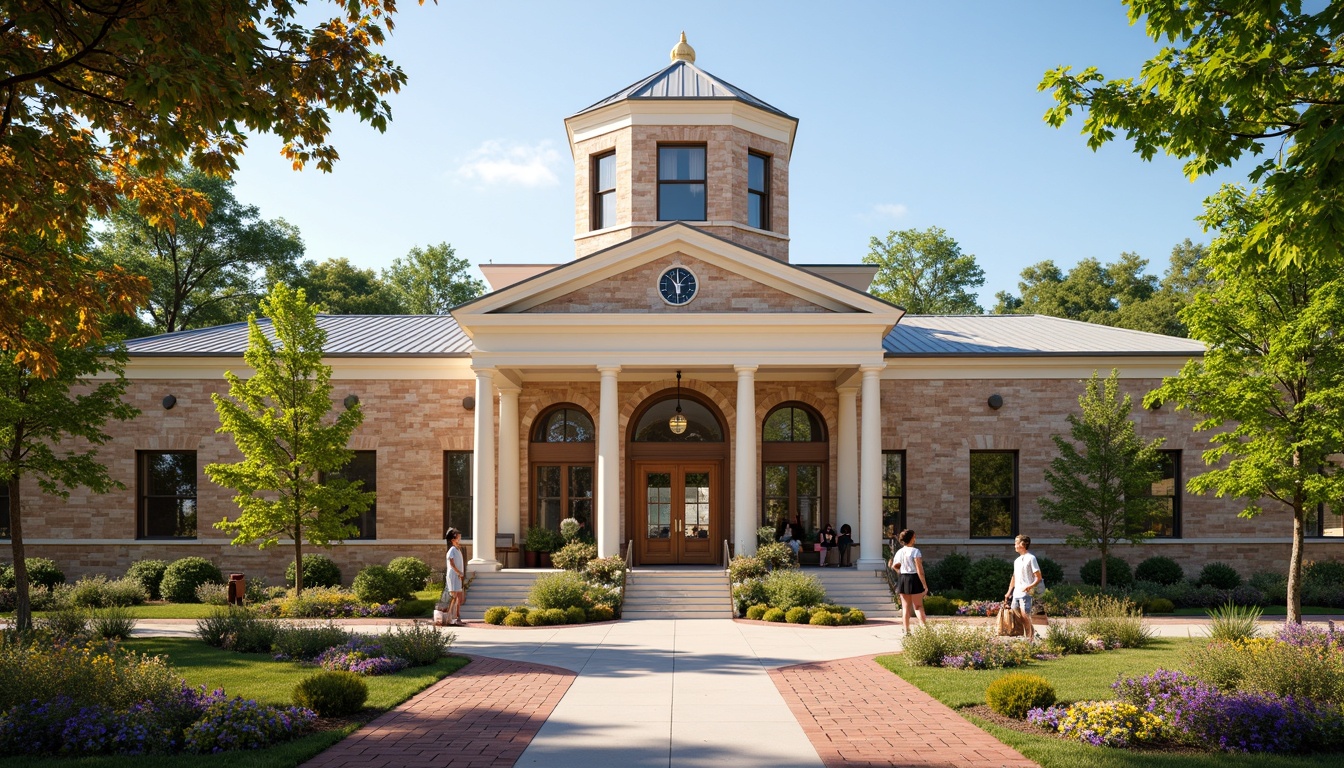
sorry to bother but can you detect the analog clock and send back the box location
[658,266,698,306]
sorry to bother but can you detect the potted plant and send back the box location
[524,526,550,568]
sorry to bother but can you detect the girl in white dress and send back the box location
[446,528,466,626]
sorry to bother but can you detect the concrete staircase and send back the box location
[810,566,899,618]
[622,567,733,620]
[460,569,551,620]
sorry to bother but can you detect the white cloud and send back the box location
[871,203,909,219]
[456,140,562,187]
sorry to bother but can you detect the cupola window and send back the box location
[748,151,769,230]
[592,151,616,230]
[658,145,706,221]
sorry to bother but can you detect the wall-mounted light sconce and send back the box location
[1146,399,1163,411]
[162,395,177,410]
[462,396,476,411]
[343,394,360,410]
[987,394,1004,410]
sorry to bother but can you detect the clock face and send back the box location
[659,267,698,306]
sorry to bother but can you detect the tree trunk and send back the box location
[294,539,304,595]
[9,476,29,632]
[1287,502,1305,624]
[1099,545,1108,590]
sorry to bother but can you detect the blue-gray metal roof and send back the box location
[573,60,794,119]
[883,315,1206,357]
[124,315,471,357]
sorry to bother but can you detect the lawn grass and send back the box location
[0,637,469,768]
[877,638,1341,767]
[4,589,444,620]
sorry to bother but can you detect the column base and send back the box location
[855,557,887,571]
[467,559,501,573]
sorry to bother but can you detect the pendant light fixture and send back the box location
[669,370,688,435]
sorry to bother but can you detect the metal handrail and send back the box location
[722,538,732,569]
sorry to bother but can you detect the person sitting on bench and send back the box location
[817,524,838,566]
[837,524,855,567]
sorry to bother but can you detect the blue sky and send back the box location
[230,1,1247,308]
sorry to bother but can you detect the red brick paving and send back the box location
[301,654,574,768]
[770,654,1036,768]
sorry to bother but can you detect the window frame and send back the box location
[591,150,617,231]
[326,450,377,540]
[969,450,1018,539]
[882,450,906,540]
[444,450,473,540]
[136,450,198,540]
[747,150,770,230]
[656,143,707,222]
[1143,449,1182,538]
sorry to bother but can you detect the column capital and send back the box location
[596,365,622,376]
[496,382,522,395]
[836,383,859,395]
[859,363,886,375]
[734,364,758,376]
[471,365,497,378]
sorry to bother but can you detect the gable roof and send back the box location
[573,59,793,119]
[123,315,471,357]
[884,315,1206,357]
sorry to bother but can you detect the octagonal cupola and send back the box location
[564,35,799,261]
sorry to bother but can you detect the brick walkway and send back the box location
[301,655,574,768]
[770,655,1036,768]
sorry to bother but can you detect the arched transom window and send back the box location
[530,405,595,533]
[762,403,829,542]
[534,407,595,443]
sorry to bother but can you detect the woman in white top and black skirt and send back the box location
[891,529,930,636]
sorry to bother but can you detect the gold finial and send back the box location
[670,31,695,64]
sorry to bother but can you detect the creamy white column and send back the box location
[734,365,758,556]
[596,365,621,559]
[468,367,499,571]
[836,384,859,538]
[497,381,521,565]
[857,364,885,570]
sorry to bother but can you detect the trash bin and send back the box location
[227,573,246,606]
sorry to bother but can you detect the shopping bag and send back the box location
[996,600,1025,636]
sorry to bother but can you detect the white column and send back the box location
[734,365,758,557]
[597,365,621,559]
[836,385,858,538]
[497,382,521,566]
[858,364,885,570]
[468,367,499,571]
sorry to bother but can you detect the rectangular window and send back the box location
[969,451,1016,538]
[0,480,9,539]
[748,151,769,230]
[444,451,473,539]
[1144,450,1181,537]
[138,451,197,539]
[658,145,706,221]
[592,151,617,230]
[1308,502,1344,538]
[882,450,906,539]
[329,451,377,540]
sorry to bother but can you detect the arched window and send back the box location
[530,405,595,533]
[763,405,824,442]
[761,403,829,544]
[633,398,724,442]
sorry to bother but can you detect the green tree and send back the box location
[1,1,419,376]
[1041,0,1344,270]
[291,258,406,315]
[0,322,137,630]
[96,169,305,334]
[383,243,486,314]
[1148,185,1344,623]
[863,227,985,313]
[205,284,373,593]
[1040,370,1165,589]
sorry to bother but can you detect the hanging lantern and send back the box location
[669,371,688,435]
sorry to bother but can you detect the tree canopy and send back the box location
[1041,0,1344,269]
[290,258,407,315]
[1147,185,1344,624]
[1,1,418,375]
[863,227,985,313]
[383,242,486,314]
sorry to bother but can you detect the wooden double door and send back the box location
[634,461,719,565]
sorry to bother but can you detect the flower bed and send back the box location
[955,600,1003,617]
[253,587,398,619]
[316,638,408,676]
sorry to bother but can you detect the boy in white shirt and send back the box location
[1004,534,1042,636]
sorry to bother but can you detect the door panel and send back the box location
[637,462,718,565]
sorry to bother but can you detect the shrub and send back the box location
[785,606,810,624]
[1145,597,1175,613]
[272,621,354,661]
[756,542,795,570]
[67,574,148,608]
[1043,618,1091,655]
[551,541,598,571]
[564,606,587,624]
[353,565,411,604]
[1228,584,1265,607]
[529,571,589,610]
[259,586,396,619]
[161,557,224,603]
[196,581,230,605]
[503,611,527,627]
[194,607,278,653]
[90,606,138,640]
[902,622,997,667]
[1134,556,1184,585]
[1206,602,1261,642]
[183,697,316,754]
[964,557,1014,600]
[762,608,785,622]
[560,517,581,542]
[293,670,368,716]
[745,604,769,620]
[732,579,767,615]
[543,608,568,625]
[1079,556,1133,588]
[846,609,866,625]
[583,583,622,615]
[1036,556,1064,587]
[39,605,89,639]
[728,554,767,583]
[484,606,510,625]
[926,552,972,591]
[762,569,826,610]
[587,604,614,622]
[810,611,840,626]
[285,554,343,589]
[986,673,1056,719]
[0,633,189,714]
[1198,561,1242,589]
[584,556,627,587]
[125,559,169,600]
[1304,559,1344,588]
[0,557,65,590]
[379,621,452,665]
[1248,572,1288,604]
[387,557,431,591]
[922,595,956,616]
[1077,594,1152,648]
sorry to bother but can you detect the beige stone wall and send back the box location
[525,252,829,313]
